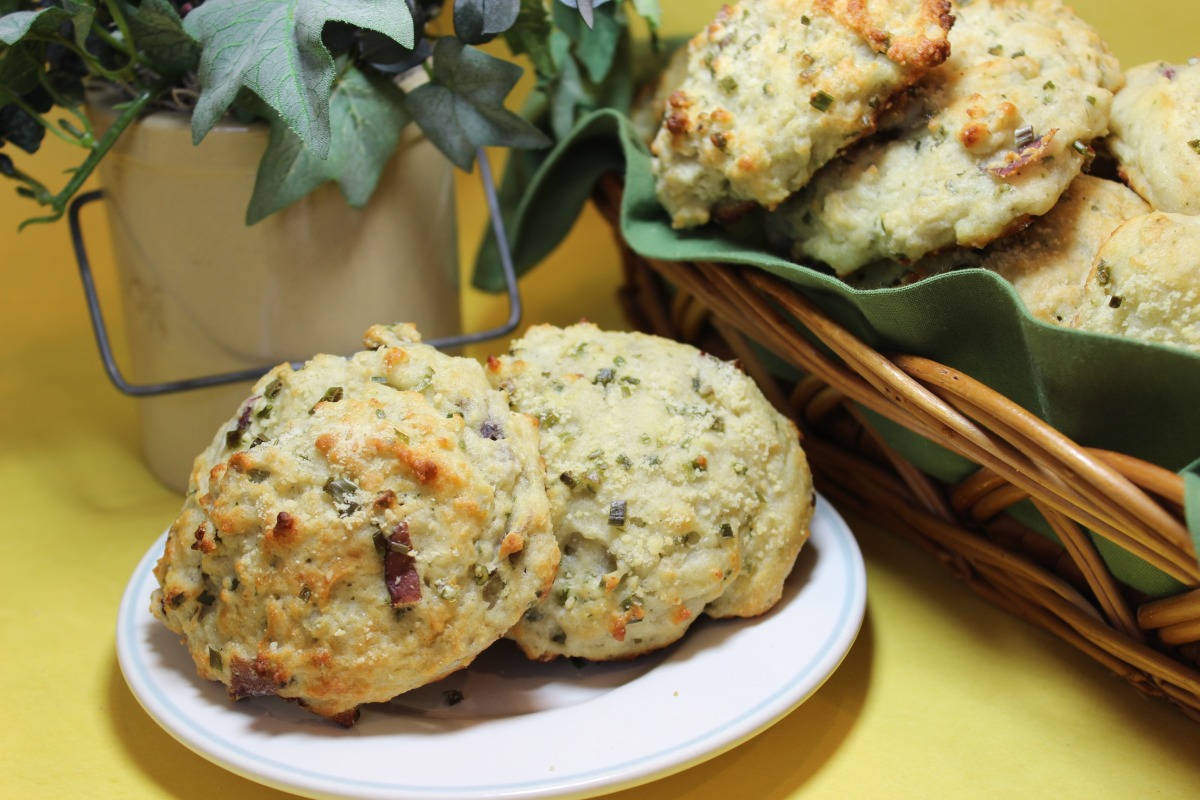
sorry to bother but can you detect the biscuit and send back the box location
[767,0,1122,275]
[152,324,557,723]
[651,0,953,228]
[979,175,1149,323]
[1107,60,1200,215]
[487,323,813,661]
[1072,212,1200,353]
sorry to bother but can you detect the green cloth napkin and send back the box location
[474,109,1200,598]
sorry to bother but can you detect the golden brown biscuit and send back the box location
[651,0,953,228]
[152,324,557,723]
[1107,60,1200,215]
[487,323,813,661]
[980,175,1149,323]
[1072,212,1200,353]
[768,0,1122,275]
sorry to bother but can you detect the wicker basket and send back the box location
[592,174,1200,721]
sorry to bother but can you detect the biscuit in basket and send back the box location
[151,324,557,724]
[487,323,814,661]
[1072,212,1200,353]
[767,0,1122,275]
[978,175,1149,324]
[650,0,953,228]
[1107,60,1200,215]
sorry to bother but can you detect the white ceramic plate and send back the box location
[117,494,865,800]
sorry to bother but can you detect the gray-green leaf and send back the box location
[553,1,621,84]
[184,0,415,160]
[118,0,200,75]
[246,64,409,224]
[0,8,66,45]
[405,38,551,170]
[454,0,521,44]
[503,0,556,78]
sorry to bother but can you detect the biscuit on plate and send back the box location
[1072,212,1200,353]
[1107,60,1200,215]
[152,324,557,724]
[767,0,1122,275]
[651,0,953,228]
[487,323,814,661]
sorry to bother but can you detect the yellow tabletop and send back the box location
[3,2,1199,798]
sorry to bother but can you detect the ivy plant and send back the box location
[0,0,660,227]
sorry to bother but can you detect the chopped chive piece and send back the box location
[255,403,273,420]
[197,590,216,606]
[473,565,490,586]
[719,523,734,538]
[1086,95,1097,105]
[247,469,270,483]
[1014,125,1034,148]
[412,368,435,391]
[1189,139,1200,155]
[393,428,410,444]
[375,409,386,419]
[609,500,627,527]
[299,586,312,601]
[617,454,633,469]
[613,355,626,366]
[309,386,344,414]
[593,368,615,386]
[559,471,577,488]
[225,429,243,449]
[1043,80,1055,90]
[810,90,834,111]
[250,435,269,448]
[208,647,222,670]
[264,377,283,399]
[800,14,811,24]
[539,410,560,428]
[323,477,361,517]
[620,375,640,385]
[1011,49,1025,57]
[371,376,388,384]
[987,44,1003,55]
[718,76,738,93]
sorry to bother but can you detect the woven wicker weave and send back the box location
[593,174,1200,721]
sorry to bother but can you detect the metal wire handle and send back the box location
[69,147,522,397]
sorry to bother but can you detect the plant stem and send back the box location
[19,78,171,229]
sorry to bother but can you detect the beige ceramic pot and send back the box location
[88,91,461,493]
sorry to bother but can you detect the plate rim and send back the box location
[116,493,866,800]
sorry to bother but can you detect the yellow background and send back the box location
[2,2,1199,798]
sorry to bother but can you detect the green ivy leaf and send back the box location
[629,0,661,29]
[405,38,551,170]
[0,8,67,45]
[118,0,200,75]
[57,0,96,50]
[454,0,521,44]
[503,0,556,78]
[184,0,415,160]
[0,41,42,97]
[553,1,620,84]
[246,63,409,224]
